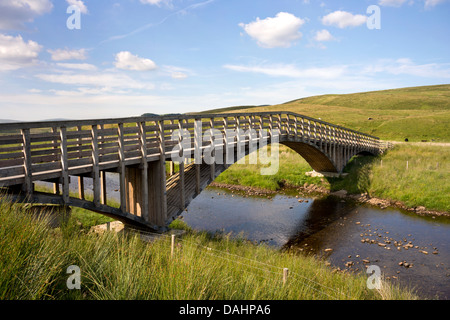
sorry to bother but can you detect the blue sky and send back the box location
[0,0,449,121]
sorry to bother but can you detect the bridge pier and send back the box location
[125,161,167,226]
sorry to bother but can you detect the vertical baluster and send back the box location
[60,126,69,204]
[178,119,185,209]
[158,119,167,222]
[21,128,33,196]
[91,125,100,207]
[209,117,215,181]
[77,126,84,200]
[51,127,60,195]
[223,117,230,168]
[118,123,126,212]
[194,118,201,194]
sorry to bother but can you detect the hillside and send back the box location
[208,84,450,142]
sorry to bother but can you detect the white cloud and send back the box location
[314,29,334,41]
[139,0,172,7]
[162,65,191,79]
[171,72,188,79]
[239,12,305,48]
[363,58,450,78]
[55,63,97,71]
[0,33,42,71]
[322,11,367,28]
[35,72,155,90]
[378,0,407,6]
[66,0,88,14]
[0,0,53,30]
[224,63,347,79]
[48,48,87,61]
[114,51,157,71]
[424,0,448,7]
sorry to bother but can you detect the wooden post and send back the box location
[78,177,84,200]
[117,123,127,212]
[194,119,201,194]
[139,121,149,221]
[158,120,167,223]
[171,234,176,258]
[178,119,186,209]
[170,161,175,176]
[406,160,409,170]
[283,268,289,285]
[294,116,298,142]
[209,117,215,181]
[60,126,69,204]
[21,128,33,196]
[91,125,100,207]
[100,171,107,205]
[52,127,59,195]
[223,117,230,168]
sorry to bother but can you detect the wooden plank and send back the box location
[0,145,23,153]
[0,151,23,160]
[0,166,24,178]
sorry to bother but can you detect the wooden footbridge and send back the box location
[0,112,381,231]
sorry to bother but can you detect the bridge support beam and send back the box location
[125,160,167,226]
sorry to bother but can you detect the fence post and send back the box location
[283,268,289,285]
[171,234,176,258]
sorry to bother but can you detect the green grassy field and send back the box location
[0,195,417,300]
[210,84,450,142]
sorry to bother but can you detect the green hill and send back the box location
[208,84,450,142]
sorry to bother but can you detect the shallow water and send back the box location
[184,187,450,300]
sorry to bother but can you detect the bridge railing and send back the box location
[0,112,380,191]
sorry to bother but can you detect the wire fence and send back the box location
[124,226,356,300]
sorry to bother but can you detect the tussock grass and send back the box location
[0,195,418,300]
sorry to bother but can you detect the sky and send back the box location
[0,0,449,121]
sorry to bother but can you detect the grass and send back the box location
[0,194,418,300]
[210,84,450,142]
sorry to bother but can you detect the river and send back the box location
[183,187,450,300]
